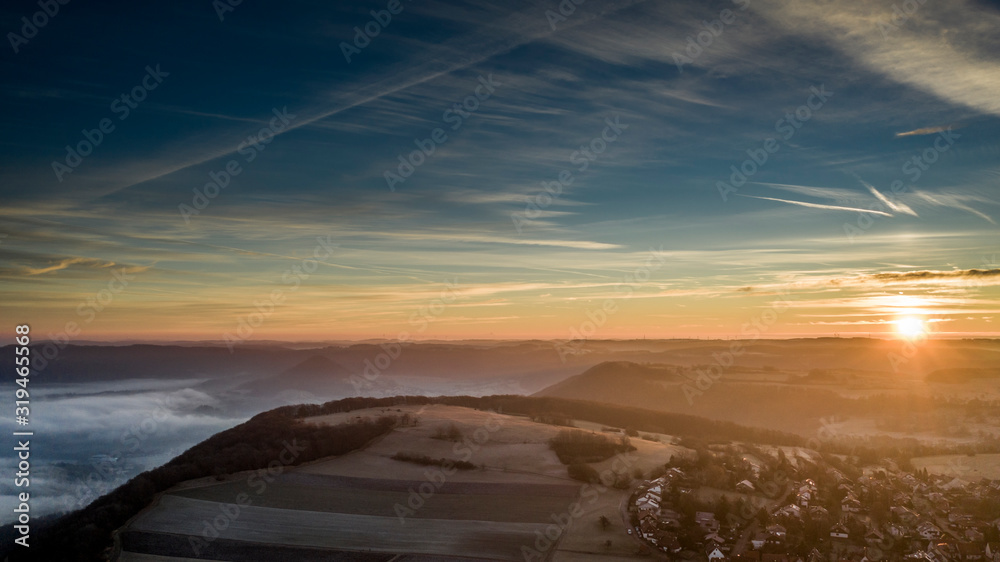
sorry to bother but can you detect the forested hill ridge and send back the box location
[538,360,1000,437]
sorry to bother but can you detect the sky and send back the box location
[1,0,999,342]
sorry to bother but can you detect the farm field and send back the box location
[128,494,553,560]
[549,486,640,560]
[170,474,577,522]
[117,404,722,560]
[118,553,222,562]
[298,404,571,483]
[912,453,1000,480]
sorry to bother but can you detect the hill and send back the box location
[238,355,354,396]
[6,394,807,562]
[534,360,1000,439]
[536,360,868,434]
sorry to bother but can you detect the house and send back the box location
[842,495,863,513]
[639,516,658,538]
[966,529,985,543]
[941,478,968,492]
[809,505,830,520]
[884,523,906,539]
[831,523,850,540]
[637,499,658,517]
[707,546,727,561]
[894,491,914,506]
[798,490,812,507]
[950,513,975,525]
[660,532,682,553]
[892,506,920,526]
[918,522,943,541]
[985,543,1000,562]
[707,533,731,553]
[767,524,788,538]
[737,480,756,493]
[776,504,802,520]
[929,542,960,562]
[751,532,770,550]
[928,493,951,513]
[957,542,984,562]
[866,527,885,545]
[697,511,721,533]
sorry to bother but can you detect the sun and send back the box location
[895,316,927,339]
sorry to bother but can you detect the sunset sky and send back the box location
[1,0,999,342]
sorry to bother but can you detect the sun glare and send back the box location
[895,316,927,339]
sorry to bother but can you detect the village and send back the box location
[626,442,1000,562]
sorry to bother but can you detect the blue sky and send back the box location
[1,0,999,341]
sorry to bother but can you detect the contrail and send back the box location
[737,194,893,216]
[94,0,647,199]
[859,179,917,216]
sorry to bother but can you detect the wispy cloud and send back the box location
[913,191,996,224]
[737,194,893,216]
[23,257,116,276]
[751,182,858,201]
[859,179,918,216]
[93,0,648,199]
[895,125,959,137]
[859,268,1000,284]
[751,0,1000,117]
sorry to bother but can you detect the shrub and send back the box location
[550,429,635,464]
[392,451,476,470]
[568,461,601,483]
